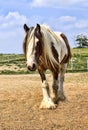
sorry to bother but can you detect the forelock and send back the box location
[23,27,34,57]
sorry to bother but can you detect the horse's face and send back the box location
[23,24,42,71]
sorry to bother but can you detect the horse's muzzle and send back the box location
[27,63,36,71]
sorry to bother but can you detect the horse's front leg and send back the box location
[38,68,56,109]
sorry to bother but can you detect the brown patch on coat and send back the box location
[51,42,59,63]
[60,33,71,63]
[38,41,59,72]
[35,40,44,63]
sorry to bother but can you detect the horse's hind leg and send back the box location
[51,71,59,103]
[57,64,67,101]
[51,64,67,103]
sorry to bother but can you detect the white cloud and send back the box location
[0,11,88,53]
[47,15,88,32]
[0,12,28,29]
[30,0,88,8]
[30,0,51,7]
[0,12,29,53]
[59,16,76,22]
[75,20,88,29]
[59,0,87,6]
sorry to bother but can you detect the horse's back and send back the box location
[54,32,71,63]
[41,24,71,64]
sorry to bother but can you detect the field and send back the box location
[0,73,88,130]
[0,48,88,74]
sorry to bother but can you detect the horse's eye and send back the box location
[36,42,40,47]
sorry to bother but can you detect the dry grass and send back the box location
[0,73,88,130]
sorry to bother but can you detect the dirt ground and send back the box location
[0,73,88,130]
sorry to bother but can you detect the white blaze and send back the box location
[26,35,39,67]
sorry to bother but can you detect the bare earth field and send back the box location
[0,73,88,130]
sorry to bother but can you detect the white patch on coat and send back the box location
[54,32,68,63]
[40,25,68,66]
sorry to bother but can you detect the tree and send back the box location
[75,34,88,48]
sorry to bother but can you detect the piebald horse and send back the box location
[23,24,71,109]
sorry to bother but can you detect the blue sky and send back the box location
[0,0,88,53]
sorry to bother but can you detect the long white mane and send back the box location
[40,25,61,68]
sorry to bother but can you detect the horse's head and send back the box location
[23,24,43,71]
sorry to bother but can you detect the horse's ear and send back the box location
[35,24,42,39]
[36,24,41,33]
[23,24,29,32]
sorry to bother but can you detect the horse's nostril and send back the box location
[32,63,36,69]
[27,66,31,70]
[27,64,36,71]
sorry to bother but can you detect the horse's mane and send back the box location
[40,25,59,69]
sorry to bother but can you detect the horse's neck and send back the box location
[38,55,48,69]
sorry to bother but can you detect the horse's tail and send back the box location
[60,33,72,64]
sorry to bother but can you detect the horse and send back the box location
[23,23,71,109]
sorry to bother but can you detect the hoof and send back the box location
[51,96,58,104]
[51,94,57,104]
[40,98,57,109]
[58,92,66,101]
